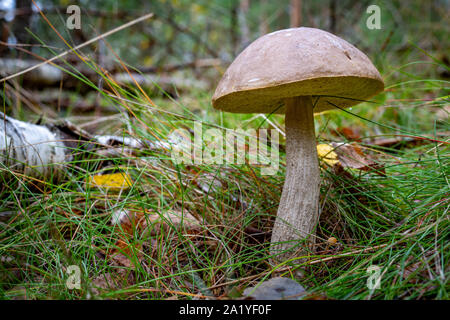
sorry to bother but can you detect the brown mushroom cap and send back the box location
[212,27,384,114]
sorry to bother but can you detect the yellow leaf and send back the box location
[140,40,150,50]
[89,173,132,190]
[317,144,339,166]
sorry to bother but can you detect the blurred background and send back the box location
[1,0,448,92]
[0,0,448,134]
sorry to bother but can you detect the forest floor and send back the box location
[0,35,449,300]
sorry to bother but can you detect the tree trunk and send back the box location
[230,2,239,55]
[290,0,302,28]
[238,0,250,50]
[329,0,337,34]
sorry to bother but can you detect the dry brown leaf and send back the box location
[331,127,362,141]
[111,209,201,234]
[106,209,201,267]
[366,131,449,148]
[331,142,385,175]
[145,210,202,235]
[91,269,134,296]
[435,104,450,120]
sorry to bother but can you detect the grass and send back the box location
[1,77,448,299]
[0,17,449,300]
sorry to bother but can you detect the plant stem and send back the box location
[271,96,320,261]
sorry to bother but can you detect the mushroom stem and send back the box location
[271,96,320,260]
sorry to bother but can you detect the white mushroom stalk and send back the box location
[270,96,320,259]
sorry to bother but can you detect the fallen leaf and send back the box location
[435,105,450,120]
[144,210,202,235]
[111,209,201,236]
[331,127,362,141]
[366,131,449,148]
[89,172,132,191]
[91,269,134,296]
[107,209,201,266]
[188,168,241,203]
[331,142,385,175]
[317,144,339,166]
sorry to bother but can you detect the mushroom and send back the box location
[212,27,384,261]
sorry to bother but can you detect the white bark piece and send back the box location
[0,112,70,179]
